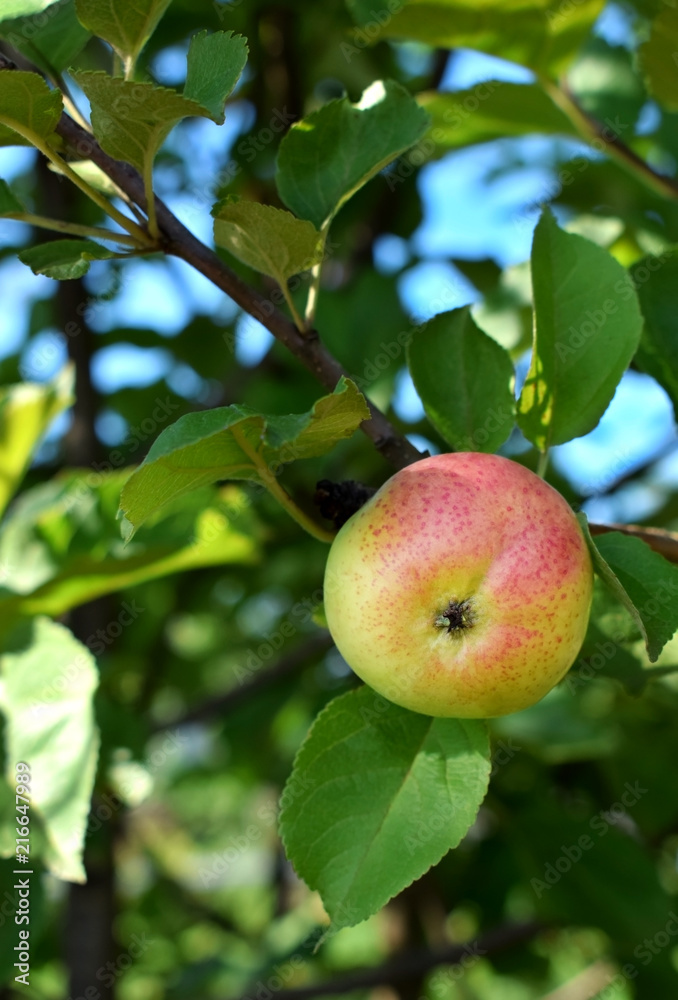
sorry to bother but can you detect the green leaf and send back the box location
[1,0,90,76]
[213,198,323,283]
[184,29,248,124]
[0,0,61,17]
[74,47,244,181]
[0,473,259,628]
[0,178,24,215]
[0,365,74,519]
[120,378,370,535]
[0,617,99,882]
[418,83,578,153]
[631,251,678,419]
[279,686,491,930]
[73,72,207,175]
[567,38,646,128]
[517,209,642,451]
[578,516,678,663]
[639,6,678,111]
[0,69,63,147]
[346,0,604,76]
[75,0,172,74]
[19,238,119,279]
[276,79,430,229]
[407,307,515,452]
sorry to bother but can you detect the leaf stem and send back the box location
[304,221,330,329]
[0,116,154,246]
[282,285,306,333]
[43,142,153,244]
[8,213,141,246]
[232,427,336,543]
[143,157,159,240]
[537,449,550,478]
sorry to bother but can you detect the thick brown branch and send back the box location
[231,921,544,1000]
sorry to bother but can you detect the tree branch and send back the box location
[231,921,544,1000]
[0,53,422,472]
[544,78,678,202]
[589,521,678,564]
[151,631,334,733]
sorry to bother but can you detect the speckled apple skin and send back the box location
[323,452,593,718]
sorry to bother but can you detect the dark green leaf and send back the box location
[18,238,119,279]
[579,516,678,662]
[632,250,678,418]
[0,617,99,882]
[407,307,515,452]
[184,30,248,124]
[279,686,490,930]
[639,6,678,110]
[517,209,642,450]
[119,378,370,535]
[0,178,24,216]
[276,79,430,229]
[1,0,90,76]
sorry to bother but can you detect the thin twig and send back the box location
[544,78,678,202]
[589,521,678,564]
[150,631,334,733]
[229,921,544,1000]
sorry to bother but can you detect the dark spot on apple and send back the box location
[434,598,475,634]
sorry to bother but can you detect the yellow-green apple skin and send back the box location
[323,452,593,718]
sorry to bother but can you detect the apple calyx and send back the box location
[434,598,475,634]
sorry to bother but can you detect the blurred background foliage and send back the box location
[1,0,678,997]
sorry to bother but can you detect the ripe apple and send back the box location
[323,452,593,718]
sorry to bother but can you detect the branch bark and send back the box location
[55,107,421,469]
[150,631,334,733]
[230,920,544,1000]
[0,50,421,473]
[589,521,678,564]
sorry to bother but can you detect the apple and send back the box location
[323,452,593,718]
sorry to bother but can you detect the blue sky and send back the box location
[0,3,675,524]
